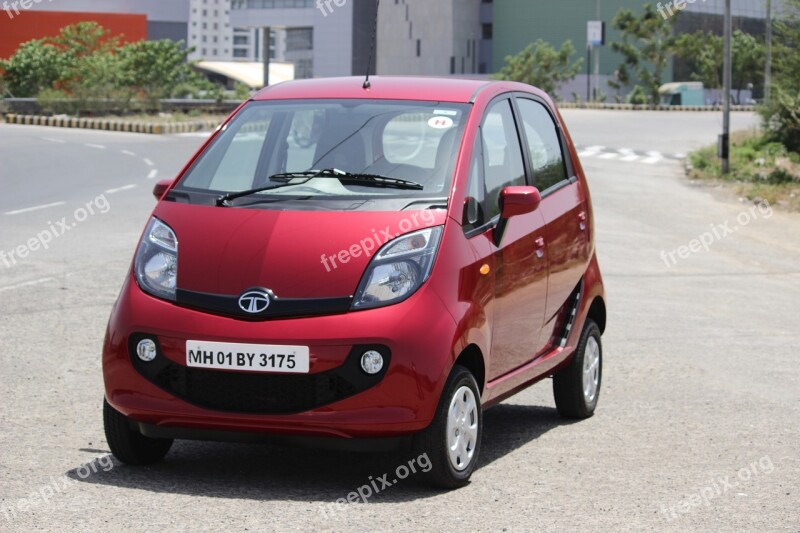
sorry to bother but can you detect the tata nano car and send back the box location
[102,77,606,488]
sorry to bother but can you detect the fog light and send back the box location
[360,350,384,375]
[136,339,158,362]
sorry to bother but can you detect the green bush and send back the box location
[1,22,224,115]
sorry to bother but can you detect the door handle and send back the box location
[535,237,545,258]
[578,211,587,231]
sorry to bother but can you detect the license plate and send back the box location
[186,340,309,374]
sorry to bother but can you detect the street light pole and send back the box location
[765,0,773,103]
[722,0,732,174]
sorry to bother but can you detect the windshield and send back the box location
[176,99,471,210]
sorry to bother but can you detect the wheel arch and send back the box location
[454,344,486,395]
[587,296,606,334]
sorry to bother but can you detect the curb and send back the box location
[558,103,756,112]
[4,114,220,134]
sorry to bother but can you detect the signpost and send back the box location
[587,20,605,102]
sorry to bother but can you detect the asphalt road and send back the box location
[1,110,798,532]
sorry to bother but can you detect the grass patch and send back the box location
[688,130,800,212]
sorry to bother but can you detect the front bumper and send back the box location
[103,275,457,439]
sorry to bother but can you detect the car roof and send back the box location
[252,76,497,104]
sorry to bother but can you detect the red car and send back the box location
[103,76,606,488]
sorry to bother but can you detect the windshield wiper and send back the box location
[215,173,318,206]
[216,168,424,206]
[274,168,424,191]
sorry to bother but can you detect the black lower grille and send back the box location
[129,335,390,415]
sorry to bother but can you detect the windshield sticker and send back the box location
[433,109,458,116]
[428,116,454,129]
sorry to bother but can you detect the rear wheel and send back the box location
[553,319,602,419]
[103,399,173,465]
[414,365,482,489]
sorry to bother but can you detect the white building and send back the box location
[189,0,280,62]
[229,0,378,79]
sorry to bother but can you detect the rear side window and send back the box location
[481,100,526,220]
[516,99,568,192]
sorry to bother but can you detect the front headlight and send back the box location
[352,226,443,310]
[134,217,178,301]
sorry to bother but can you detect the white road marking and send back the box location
[121,150,137,157]
[4,201,66,216]
[674,153,687,159]
[643,151,665,164]
[143,159,155,167]
[578,146,605,157]
[105,184,137,194]
[0,277,55,293]
[41,137,66,144]
[147,169,158,180]
[618,149,640,162]
[599,152,620,160]
[85,144,106,150]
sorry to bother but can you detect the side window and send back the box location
[462,136,486,233]
[517,99,568,193]
[481,100,526,220]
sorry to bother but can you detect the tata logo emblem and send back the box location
[238,289,271,314]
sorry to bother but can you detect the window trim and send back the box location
[511,93,576,198]
[463,94,529,239]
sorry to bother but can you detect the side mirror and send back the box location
[494,186,541,246]
[499,186,541,219]
[153,179,172,201]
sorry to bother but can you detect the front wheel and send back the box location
[103,399,173,465]
[553,319,602,419]
[414,365,482,489]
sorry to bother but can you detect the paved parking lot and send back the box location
[1,110,797,532]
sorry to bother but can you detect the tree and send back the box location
[675,30,765,103]
[610,4,677,105]
[116,40,203,107]
[0,40,66,97]
[493,40,583,98]
[760,0,800,152]
[674,31,723,90]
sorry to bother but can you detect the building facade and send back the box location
[228,0,378,79]
[377,0,483,76]
[187,0,273,62]
[12,0,190,43]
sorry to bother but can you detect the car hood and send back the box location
[152,202,447,299]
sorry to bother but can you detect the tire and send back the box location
[553,319,602,419]
[414,365,482,489]
[103,399,173,465]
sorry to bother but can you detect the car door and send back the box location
[477,98,549,380]
[515,97,590,347]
